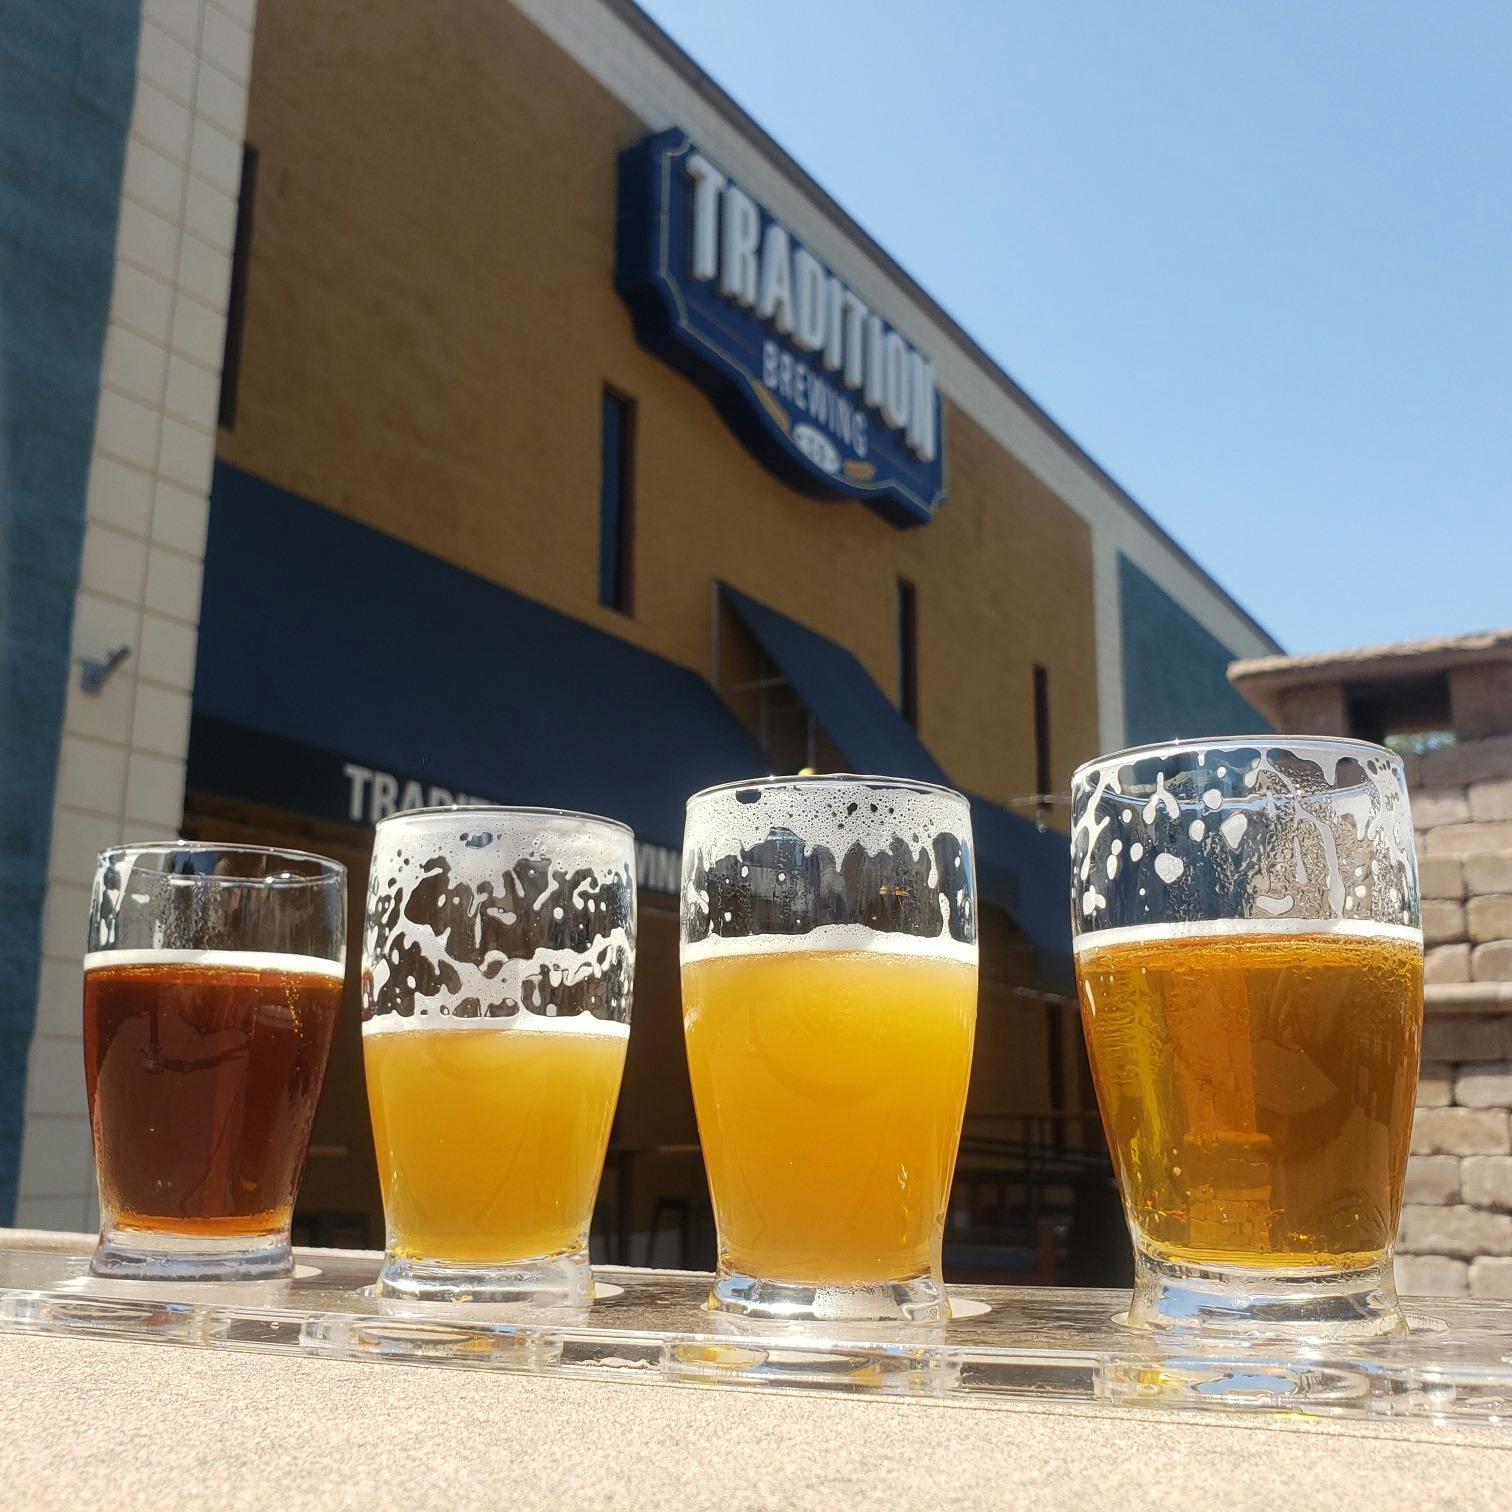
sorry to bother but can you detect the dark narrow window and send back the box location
[217,145,259,430]
[897,577,918,728]
[598,388,636,613]
[1033,663,1052,797]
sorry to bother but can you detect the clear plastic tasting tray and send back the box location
[2,1233,1509,1422]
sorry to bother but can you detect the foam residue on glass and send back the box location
[362,812,635,1036]
[1069,740,1422,944]
[681,778,976,961]
[87,845,347,964]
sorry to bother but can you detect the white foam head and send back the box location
[84,948,346,978]
[684,776,970,862]
[680,921,978,967]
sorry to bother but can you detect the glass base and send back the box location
[1126,1244,1407,1341]
[708,1267,949,1323]
[6,1237,1511,1420]
[90,1224,292,1282]
[373,1247,591,1306]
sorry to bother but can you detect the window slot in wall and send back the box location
[1033,663,1052,799]
[217,145,259,431]
[897,577,918,729]
[598,387,636,613]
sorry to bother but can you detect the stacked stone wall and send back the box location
[1395,734,1512,1299]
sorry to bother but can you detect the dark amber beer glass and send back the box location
[85,844,346,1280]
[1071,738,1423,1339]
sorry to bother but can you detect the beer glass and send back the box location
[681,775,978,1323]
[1071,736,1423,1338]
[362,806,634,1305]
[85,843,346,1280]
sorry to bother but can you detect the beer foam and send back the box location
[374,806,632,886]
[680,922,978,968]
[363,1007,630,1039]
[364,810,635,1031]
[685,778,969,866]
[1070,739,1419,936]
[1072,917,1424,956]
[83,948,346,978]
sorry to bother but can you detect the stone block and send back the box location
[1465,853,1512,894]
[1418,856,1464,901]
[1394,1255,1468,1296]
[1456,1063,1512,1109]
[1469,1257,1512,1298]
[1470,779,1512,823]
[1419,744,1464,788]
[1425,822,1512,856]
[1403,1154,1460,1204]
[1416,1070,1453,1106]
[1422,900,1466,945]
[1424,944,1470,985]
[1451,664,1512,740]
[1412,788,1470,829]
[1410,1106,1510,1155]
[1461,1156,1512,1210]
[1421,1016,1507,1064]
[1472,940,1512,983]
[1457,735,1512,785]
[1397,1203,1512,1258]
[1398,750,1422,788]
[1467,895,1512,943]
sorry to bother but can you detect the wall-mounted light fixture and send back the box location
[80,645,131,694]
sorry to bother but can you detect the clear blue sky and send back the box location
[637,0,1511,655]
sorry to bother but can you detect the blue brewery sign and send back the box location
[616,129,946,528]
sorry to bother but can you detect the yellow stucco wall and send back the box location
[216,0,1101,808]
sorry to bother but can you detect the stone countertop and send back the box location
[2,1329,1508,1511]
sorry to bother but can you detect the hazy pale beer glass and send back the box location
[362,807,634,1304]
[681,776,978,1322]
[1071,737,1423,1337]
[85,844,346,1280]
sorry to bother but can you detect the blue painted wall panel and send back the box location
[1118,553,1270,748]
[0,0,140,1222]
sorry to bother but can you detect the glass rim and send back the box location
[685,772,970,809]
[1072,733,1404,787]
[373,803,634,837]
[99,841,346,881]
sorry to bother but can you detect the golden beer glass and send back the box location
[681,776,978,1322]
[361,807,634,1305]
[1071,737,1423,1338]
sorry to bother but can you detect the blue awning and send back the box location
[966,796,1074,993]
[191,466,769,852]
[723,584,949,785]
[721,584,1073,991]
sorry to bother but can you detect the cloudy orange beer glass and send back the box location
[681,776,978,1323]
[1071,737,1423,1338]
[361,806,634,1306]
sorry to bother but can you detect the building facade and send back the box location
[2,0,1276,1256]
